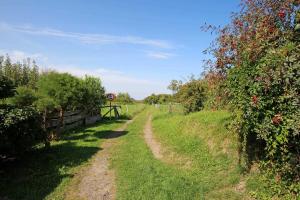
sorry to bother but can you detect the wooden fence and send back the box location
[46,110,101,132]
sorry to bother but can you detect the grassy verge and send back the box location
[0,120,127,200]
[152,108,244,199]
[111,107,246,200]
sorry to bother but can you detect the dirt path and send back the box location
[143,115,193,169]
[144,115,163,159]
[67,120,133,200]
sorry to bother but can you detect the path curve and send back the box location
[143,114,192,169]
[69,119,133,200]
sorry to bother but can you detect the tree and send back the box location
[37,72,81,131]
[117,92,134,104]
[0,74,15,99]
[9,86,38,107]
[78,75,106,114]
[168,80,182,94]
[0,75,44,155]
[175,80,206,114]
[28,60,39,89]
[144,93,173,104]
[0,55,40,88]
[144,94,159,104]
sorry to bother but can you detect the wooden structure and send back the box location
[101,93,121,119]
[100,105,121,119]
[46,110,101,132]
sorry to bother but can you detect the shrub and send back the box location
[0,74,15,99]
[116,92,134,104]
[206,0,300,197]
[9,86,38,107]
[78,75,106,114]
[175,80,206,114]
[0,104,45,155]
[144,94,173,104]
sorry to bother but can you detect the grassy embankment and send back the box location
[0,104,144,200]
[111,105,249,200]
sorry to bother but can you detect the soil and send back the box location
[143,115,163,159]
[67,120,133,200]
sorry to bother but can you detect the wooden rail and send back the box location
[46,110,101,132]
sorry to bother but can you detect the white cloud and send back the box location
[48,64,170,99]
[0,49,48,63]
[0,22,173,49]
[0,49,169,99]
[146,51,175,59]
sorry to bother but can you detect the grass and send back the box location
[101,103,145,119]
[152,108,243,199]
[1,104,257,199]
[0,119,126,200]
[111,106,247,200]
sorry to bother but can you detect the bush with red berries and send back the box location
[207,0,300,197]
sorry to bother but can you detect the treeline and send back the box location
[0,55,106,155]
[143,78,207,114]
[143,93,173,105]
[116,92,135,104]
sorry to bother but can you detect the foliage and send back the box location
[9,86,38,107]
[0,70,44,154]
[167,79,182,94]
[37,72,82,111]
[34,95,58,113]
[175,80,206,114]
[206,0,300,197]
[78,75,106,113]
[0,74,15,99]
[116,92,134,104]
[0,55,39,88]
[0,104,45,155]
[143,93,173,104]
[0,55,107,157]
[202,71,228,110]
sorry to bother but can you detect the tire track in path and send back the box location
[143,115,163,160]
[143,114,192,168]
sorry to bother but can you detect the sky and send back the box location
[0,0,240,99]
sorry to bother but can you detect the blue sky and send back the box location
[0,0,240,99]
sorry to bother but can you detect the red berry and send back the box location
[278,10,286,19]
[235,20,243,27]
[251,95,258,105]
[272,114,282,125]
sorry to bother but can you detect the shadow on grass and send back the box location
[64,129,129,141]
[94,130,129,139]
[0,142,101,200]
[0,119,130,200]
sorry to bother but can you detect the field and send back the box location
[0,104,263,200]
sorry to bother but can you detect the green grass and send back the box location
[0,120,127,200]
[101,103,145,119]
[152,109,243,199]
[1,105,257,200]
[111,107,246,200]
